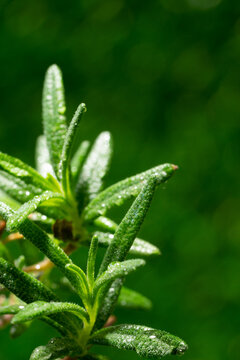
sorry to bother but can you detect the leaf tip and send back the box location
[171,164,179,171]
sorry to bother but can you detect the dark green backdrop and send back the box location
[0,0,240,359]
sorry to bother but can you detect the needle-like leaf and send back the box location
[42,64,67,178]
[0,258,81,336]
[94,259,145,297]
[0,257,57,303]
[12,301,88,324]
[95,232,161,257]
[87,235,98,287]
[35,135,55,178]
[84,163,176,221]
[76,132,113,208]
[90,324,188,359]
[7,191,66,231]
[59,103,87,195]
[99,176,158,273]
[0,202,72,274]
[0,304,24,315]
[93,216,118,232]
[117,287,152,310]
[0,171,42,204]
[71,140,90,184]
[65,264,89,302]
[30,337,81,360]
[95,177,158,328]
[0,152,53,191]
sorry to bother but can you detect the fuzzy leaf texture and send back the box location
[35,135,55,178]
[95,231,160,257]
[42,65,67,177]
[84,163,176,221]
[76,131,113,207]
[90,325,188,359]
[95,178,158,329]
[7,191,65,230]
[0,304,24,315]
[0,201,72,274]
[99,176,158,273]
[0,257,57,303]
[94,259,145,295]
[12,301,88,324]
[58,103,87,194]
[30,337,81,360]
[0,152,53,191]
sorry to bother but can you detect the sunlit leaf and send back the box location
[0,171,42,205]
[12,301,88,324]
[96,177,158,328]
[95,232,161,257]
[84,163,176,221]
[7,191,66,231]
[30,337,81,360]
[94,259,145,296]
[35,135,55,178]
[99,177,158,273]
[42,64,67,177]
[0,304,24,316]
[59,103,87,194]
[0,152,53,191]
[0,201,72,274]
[90,324,188,359]
[76,132,113,208]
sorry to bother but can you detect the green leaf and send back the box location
[7,191,66,231]
[0,152,53,191]
[94,259,145,296]
[87,235,98,287]
[35,135,55,178]
[12,301,88,324]
[14,255,26,270]
[0,258,80,336]
[58,103,87,193]
[76,131,113,208]
[0,171,42,205]
[65,263,89,303]
[84,163,177,221]
[71,140,90,184]
[95,232,161,257]
[42,64,67,178]
[93,278,124,332]
[30,337,81,360]
[117,287,152,310]
[10,322,31,339]
[0,257,57,303]
[0,188,20,209]
[0,201,72,274]
[0,304,24,315]
[93,216,118,232]
[30,212,55,233]
[99,177,158,274]
[95,177,158,329]
[90,324,188,359]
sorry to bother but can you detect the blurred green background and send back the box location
[0,0,240,359]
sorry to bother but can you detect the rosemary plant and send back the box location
[0,65,188,360]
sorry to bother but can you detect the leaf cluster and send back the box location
[0,65,187,360]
